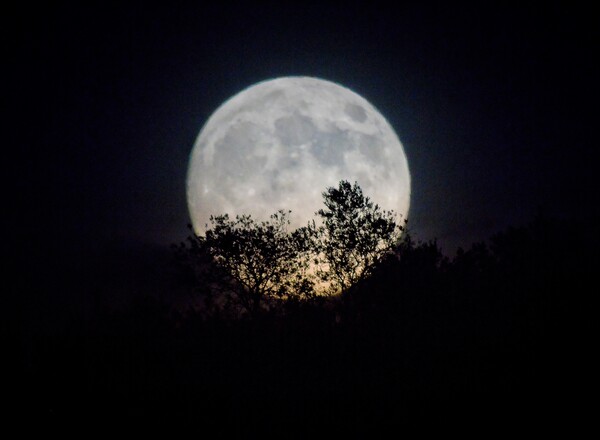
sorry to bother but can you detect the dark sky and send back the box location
[9,2,598,304]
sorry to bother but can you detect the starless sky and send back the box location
[9,1,598,289]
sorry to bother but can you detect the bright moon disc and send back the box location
[187,77,410,233]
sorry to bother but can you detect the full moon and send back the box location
[187,76,410,233]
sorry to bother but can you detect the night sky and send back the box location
[10,2,597,307]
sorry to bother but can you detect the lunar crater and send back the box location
[344,103,368,123]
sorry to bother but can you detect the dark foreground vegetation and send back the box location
[19,213,594,432]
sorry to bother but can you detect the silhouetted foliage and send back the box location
[310,180,406,294]
[180,210,314,317]
[177,181,407,314]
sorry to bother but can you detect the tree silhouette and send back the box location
[177,181,407,314]
[310,180,405,295]
[187,210,314,316]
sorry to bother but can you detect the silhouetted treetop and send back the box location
[311,180,406,295]
[186,210,314,317]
